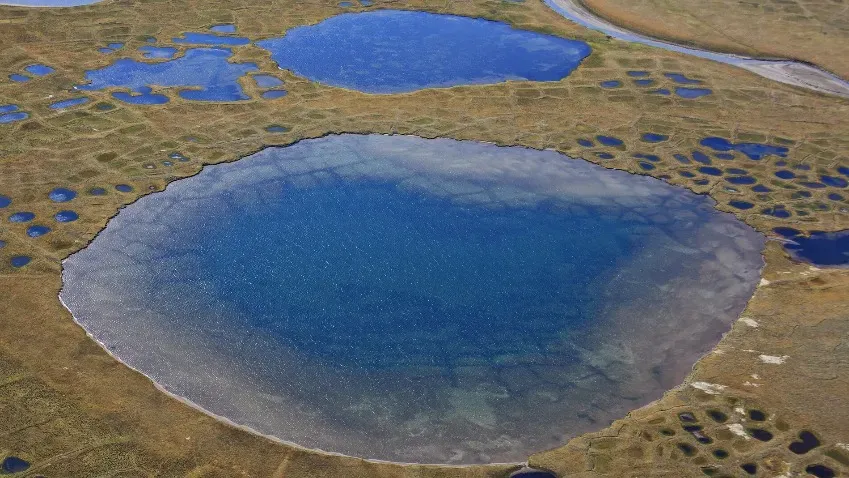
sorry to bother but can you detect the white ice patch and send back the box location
[759,354,789,364]
[759,278,771,286]
[728,423,750,439]
[741,317,759,328]
[691,382,726,395]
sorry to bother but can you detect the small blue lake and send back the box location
[78,48,257,103]
[256,10,592,93]
[61,135,764,464]
[774,228,849,266]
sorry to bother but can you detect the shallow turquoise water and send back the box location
[61,135,765,463]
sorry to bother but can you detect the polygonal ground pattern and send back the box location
[0,0,848,476]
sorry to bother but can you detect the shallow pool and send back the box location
[61,135,764,464]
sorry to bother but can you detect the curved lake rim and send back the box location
[543,0,849,98]
[255,10,592,93]
[60,134,766,464]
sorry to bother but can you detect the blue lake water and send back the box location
[55,210,79,222]
[700,137,788,160]
[112,90,169,105]
[78,48,257,103]
[10,256,30,268]
[172,32,250,46]
[209,24,237,33]
[49,188,77,202]
[138,46,178,59]
[27,225,51,237]
[256,10,592,93]
[0,112,28,124]
[261,90,287,99]
[641,133,668,142]
[61,135,764,464]
[0,456,29,474]
[25,64,53,76]
[775,228,849,266]
[664,72,702,84]
[8,212,35,222]
[253,74,284,88]
[675,87,712,99]
[49,97,89,110]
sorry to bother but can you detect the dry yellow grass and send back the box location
[580,0,849,79]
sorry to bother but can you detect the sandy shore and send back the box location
[544,0,849,98]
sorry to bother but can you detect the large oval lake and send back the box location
[61,135,765,464]
[256,10,592,93]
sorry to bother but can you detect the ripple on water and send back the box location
[256,10,592,93]
[61,135,765,464]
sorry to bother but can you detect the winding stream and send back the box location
[543,0,849,98]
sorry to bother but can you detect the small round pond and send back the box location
[61,135,765,464]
